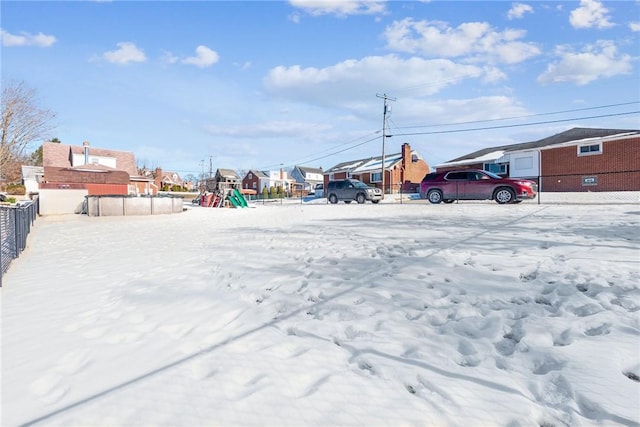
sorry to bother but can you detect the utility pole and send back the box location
[376,93,396,198]
[200,159,205,191]
[209,155,213,178]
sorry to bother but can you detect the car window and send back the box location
[483,170,502,179]
[468,172,486,180]
[445,172,467,180]
[353,181,369,189]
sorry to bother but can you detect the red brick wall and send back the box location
[44,167,130,184]
[85,184,129,195]
[324,171,349,187]
[242,175,260,192]
[541,137,640,191]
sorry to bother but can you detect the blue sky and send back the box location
[2,0,639,178]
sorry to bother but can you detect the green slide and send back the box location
[233,189,248,207]
[228,194,241,208]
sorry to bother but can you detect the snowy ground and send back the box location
[2,200,639,426]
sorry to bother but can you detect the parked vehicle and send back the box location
[314,183,324,198]
[326,179,382,204]
[420,170,537,204]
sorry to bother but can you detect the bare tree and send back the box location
[1,81,56,182]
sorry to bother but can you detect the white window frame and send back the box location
[577,143,602,156]
[484,163,507,175]
[370,172,382,182]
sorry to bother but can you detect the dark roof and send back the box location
[446,127,639,163]
[294,165,323,176]
[247,170,269,178]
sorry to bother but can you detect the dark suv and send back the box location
[327,179,382,204]
[420,170,537,204]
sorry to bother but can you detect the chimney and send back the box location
[82,141,90,164]
[402,143,411,167]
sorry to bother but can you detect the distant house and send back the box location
[242,170,268,194]
[21,165,44,195]
[290,166,323,193]
[205,168,241,194]
[324,143,430,193]
[154,168,184,191]
[42,141,155,195]
[241,169,295,195]
[435,127,640,192]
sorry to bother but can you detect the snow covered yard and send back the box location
[2,202,639,426]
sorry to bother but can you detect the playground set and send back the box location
[199,188,249,208]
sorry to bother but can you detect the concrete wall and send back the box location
[39,189,88,215]
[86,196,183,216]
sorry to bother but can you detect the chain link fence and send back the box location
[1,197,39,286]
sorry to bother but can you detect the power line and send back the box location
[394,101,640,130]
[386,110,640,137]
[281,108,639,169]
[193,102,640,172]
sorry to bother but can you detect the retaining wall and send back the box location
[86,195,184,216]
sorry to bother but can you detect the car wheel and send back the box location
[329,194,338,204]
[494,187,515,204]
[356,193,366,204]
[443,199,454,204]
[371,200,380,204]
[344,201,352,204]
[427,189,443,204]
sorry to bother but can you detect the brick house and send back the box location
[324,143,430,193]
[242,170,268,194]
[42,141,155,195]
[153,168,185,191]
[435,127,639,192]
[241,169,295,196]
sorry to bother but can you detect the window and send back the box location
[514,157,533,170]
[578,143,602,156]
[484,163,507,174]
[329,173,335,181]
[445,171,467,180]
[248,173,253,179]
[252,182,257,189]
[370,172,382,182]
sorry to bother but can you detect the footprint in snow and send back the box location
[584,323,611,336]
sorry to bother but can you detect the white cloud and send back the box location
[630,22,640,32]
[103,42,146,64]
[569,0,614,29]
[507,3,533,20]
[537,40,631,85]
[382,19,540,64]
[234,61,252,71]
[204,120,332,138]
[161,51,179,65]
[263,54,501,111]
[288,0,386,16]
[0,29,56,47]
[182,45,219,68]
